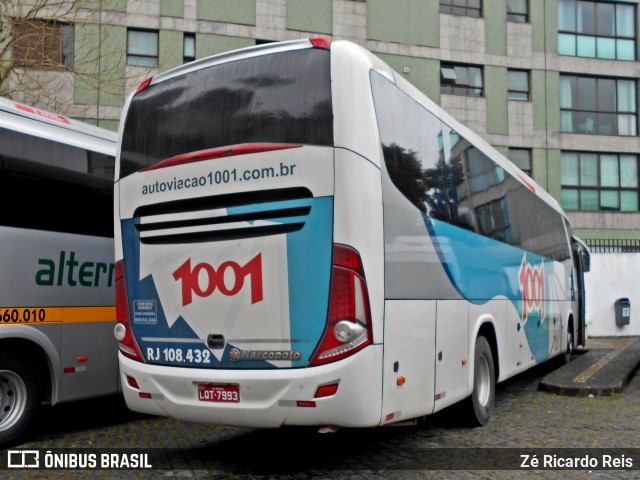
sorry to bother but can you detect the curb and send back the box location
[539,337,640,397]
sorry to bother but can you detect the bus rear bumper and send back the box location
[118,345,383,428]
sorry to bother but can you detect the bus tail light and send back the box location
[310,37,331,49]
[135,77,153,94]
[309,245,372,366]
[114,260,145,362]
[142,143,301,172]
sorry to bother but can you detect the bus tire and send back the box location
[562,324,574,364]
[0,351,43,448]
[465,336,495,427]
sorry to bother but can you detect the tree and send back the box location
[0,0,131,124]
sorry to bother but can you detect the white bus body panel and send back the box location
[435,300,471,409]
[0,223,118,405]
[331,41,393,169]
[381,300,436,424]
[117,146,334,219]
[120,345,383,428]
[0,96,117,156]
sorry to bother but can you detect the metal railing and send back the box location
[585,238,640,253]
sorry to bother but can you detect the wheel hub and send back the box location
[0,370,27,432]
[476,356,491,406]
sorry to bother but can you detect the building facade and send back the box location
[2,0,639,241]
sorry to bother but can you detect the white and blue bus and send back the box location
[0,97,118,447]
[114,38,590,429]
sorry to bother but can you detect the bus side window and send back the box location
[371,72,449,221]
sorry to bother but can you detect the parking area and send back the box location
[2,339,640,479]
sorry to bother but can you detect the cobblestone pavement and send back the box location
[2,353,639,479]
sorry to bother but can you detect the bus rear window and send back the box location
[119,48,333,178]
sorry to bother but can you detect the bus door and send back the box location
[571,236,590,346]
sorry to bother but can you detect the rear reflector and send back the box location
[126,376,140,389]
[315,383,339,398]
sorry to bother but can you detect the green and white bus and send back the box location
[0,97,118,447]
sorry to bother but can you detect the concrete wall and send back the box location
[585,254,639,338]
[10,0,636,243]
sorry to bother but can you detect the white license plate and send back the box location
[197,383,240,403]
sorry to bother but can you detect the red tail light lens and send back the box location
[309,245,372,366]
[141,143,302,172]
[135,77,153,94]
[114,260,145,362]
[310,37,331,49]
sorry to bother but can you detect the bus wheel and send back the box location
[465,336,495,427]
[0,352,42,448]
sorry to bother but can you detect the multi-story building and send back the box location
[2,0,639,242]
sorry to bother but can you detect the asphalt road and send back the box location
[2,354,639,479]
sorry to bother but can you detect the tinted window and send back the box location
[0,128,114,237]
[0,170,113,237]
[371,72,449,220]
[445,133,508,233]
[372,71,570,261]
[444,130,569,260]
[120,48,333,177]
[0,127,114,180]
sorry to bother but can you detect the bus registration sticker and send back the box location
[197,383,240,403]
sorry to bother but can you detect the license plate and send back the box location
[197,383,240,403]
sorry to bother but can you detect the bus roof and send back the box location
[0,96,117,157]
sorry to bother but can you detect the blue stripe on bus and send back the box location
[286,196,333,366]
[423,215,553,363]
[121,195,334,369]
[227,196,334,367]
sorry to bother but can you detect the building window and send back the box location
[439,0,482,18]
[508,148,532,176]
[183,33,195,63]
[561,152,639,211]
[440,63,483,97]
[507,0,528,23]
[560,75,637,136]
[477,197,513,243]
[558,0,636,61]
[508,70,530,101]
[127,29,158,67]
[11,20,74,69]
